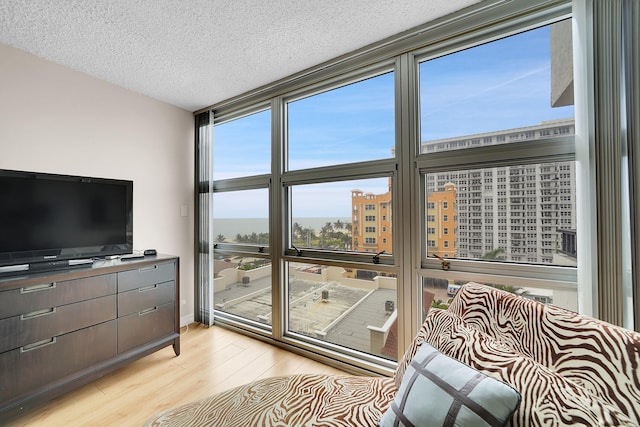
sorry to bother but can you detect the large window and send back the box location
[290,178,393,254]
[287,262,397,361]
[282,71,397,362]
[420,24,574,146]
[425,162,577,266]
[199,2,588,374]
[418,20,576,318]
[287,72,395,170]
[213,189,269,244]
[213,109,271,179]
[211,109,272,329]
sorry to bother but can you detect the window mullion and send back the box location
[416,137,576,173]
[272,96,285,341]
[281,160,395,186]
[397,51,421,356]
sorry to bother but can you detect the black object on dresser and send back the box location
[0,254,180,421]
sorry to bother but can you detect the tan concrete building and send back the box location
[427,182,457,258]
[351,187,392,254]
[352,181,457,257]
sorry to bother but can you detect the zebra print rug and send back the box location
[144,374,396,427]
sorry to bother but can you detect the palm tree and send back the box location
[481,248,505,260]
[216,234,226,242]
[293,222,303,240]
[319,223,334,247]
[333,219,344,230]
[341,233,352,250]
[301,227,314,246]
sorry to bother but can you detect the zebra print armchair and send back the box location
[144,283,640,427]
[401,283,640,426]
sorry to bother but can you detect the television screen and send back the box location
[0,169,133,268]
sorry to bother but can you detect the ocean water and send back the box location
[213,217,350,240]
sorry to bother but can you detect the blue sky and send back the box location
[420,24,573,140]
[213,23,574,218]
[287,74,395,170]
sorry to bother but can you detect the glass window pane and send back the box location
[287,72,395,170]
[214,109,271,179]
[288,262,397,361]
[420,21,574,153]
[421,277,577,319]
[425,162,577,266]
[213,189,269,244]
[291,178,392,254]
[214,255,271,326]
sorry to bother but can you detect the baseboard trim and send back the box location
[180,313,194,327]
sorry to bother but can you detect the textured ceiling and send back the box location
[0,0,482,112]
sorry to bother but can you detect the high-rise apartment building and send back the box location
[351,119,576,265]
[422,118,576,265]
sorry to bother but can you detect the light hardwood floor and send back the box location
[7,324,348,427]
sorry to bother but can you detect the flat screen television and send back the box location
[0,169,133,272]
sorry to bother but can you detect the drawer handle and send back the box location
[138,306,158,316]
[139,265,158,272]
[138,284,158,292]
[20,283,57,294]
[21,307,56,320]
[21,337,57,353]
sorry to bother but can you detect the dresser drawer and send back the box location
[117,302,174,354]
[118,281,175,317]
[0,295,116,354]
[117,262,175,293]
[0,274,116,320]
[0,320,117,401]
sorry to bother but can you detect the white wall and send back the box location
[0,43,195,325]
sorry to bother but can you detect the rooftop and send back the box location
[214,271,397,358]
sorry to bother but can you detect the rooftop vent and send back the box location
[385,300,395,314]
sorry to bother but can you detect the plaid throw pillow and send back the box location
[379,343,521,427]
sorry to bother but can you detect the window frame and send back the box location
[209,105,275,331]
[279,65,401,368]
[198,0,580,375]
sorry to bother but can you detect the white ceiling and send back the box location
[0,0,482,112]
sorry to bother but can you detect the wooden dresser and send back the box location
[0,254,180,421]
